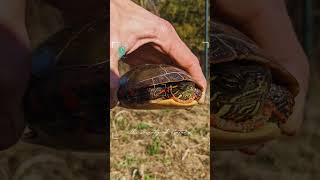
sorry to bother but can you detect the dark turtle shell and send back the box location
[210,22,299,96]
[120,64,194,90]
[118,64,199,108]
[23,19,108,151]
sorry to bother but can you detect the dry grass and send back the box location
[110,96,210,180]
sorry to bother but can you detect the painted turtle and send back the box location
[118,64,202,109]
[210,22,299,150]
[23,19,108,151]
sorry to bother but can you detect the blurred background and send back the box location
[213,1,320,179]
[0,0,108,180]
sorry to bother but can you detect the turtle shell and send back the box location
[210,21,300,149]
[120,64,194,90]
[210,21,299,96]
[23,19,108,151]
[118,64,198,108]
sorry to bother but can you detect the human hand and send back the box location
[110,0,207,109]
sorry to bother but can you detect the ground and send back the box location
[110,98,210,179]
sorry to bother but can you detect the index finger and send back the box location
[154,20,207,97]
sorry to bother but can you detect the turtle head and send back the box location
[150,81,202,108]
[211,61,272,132]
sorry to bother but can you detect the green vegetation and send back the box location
[147,136,161,155]
[114,114,128,130]
[161,156,172,166]
[136,122,151,130]
[144,173,156,180]
[116,153,138,169]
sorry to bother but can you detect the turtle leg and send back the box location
[263,101,287,124]
[262,101,293,135]
[156,89,167,97]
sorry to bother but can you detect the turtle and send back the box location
[23,19,108,151]
[210,21,299,150]
[117,64,202,109]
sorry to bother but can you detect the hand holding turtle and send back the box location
[110,0,207,108]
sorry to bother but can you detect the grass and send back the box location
[110,94,210,179]
[116,154,138,169]
[147,137,161,156]
[144,173,156,180]
[136,122,152,130]
[161,156,172,166]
